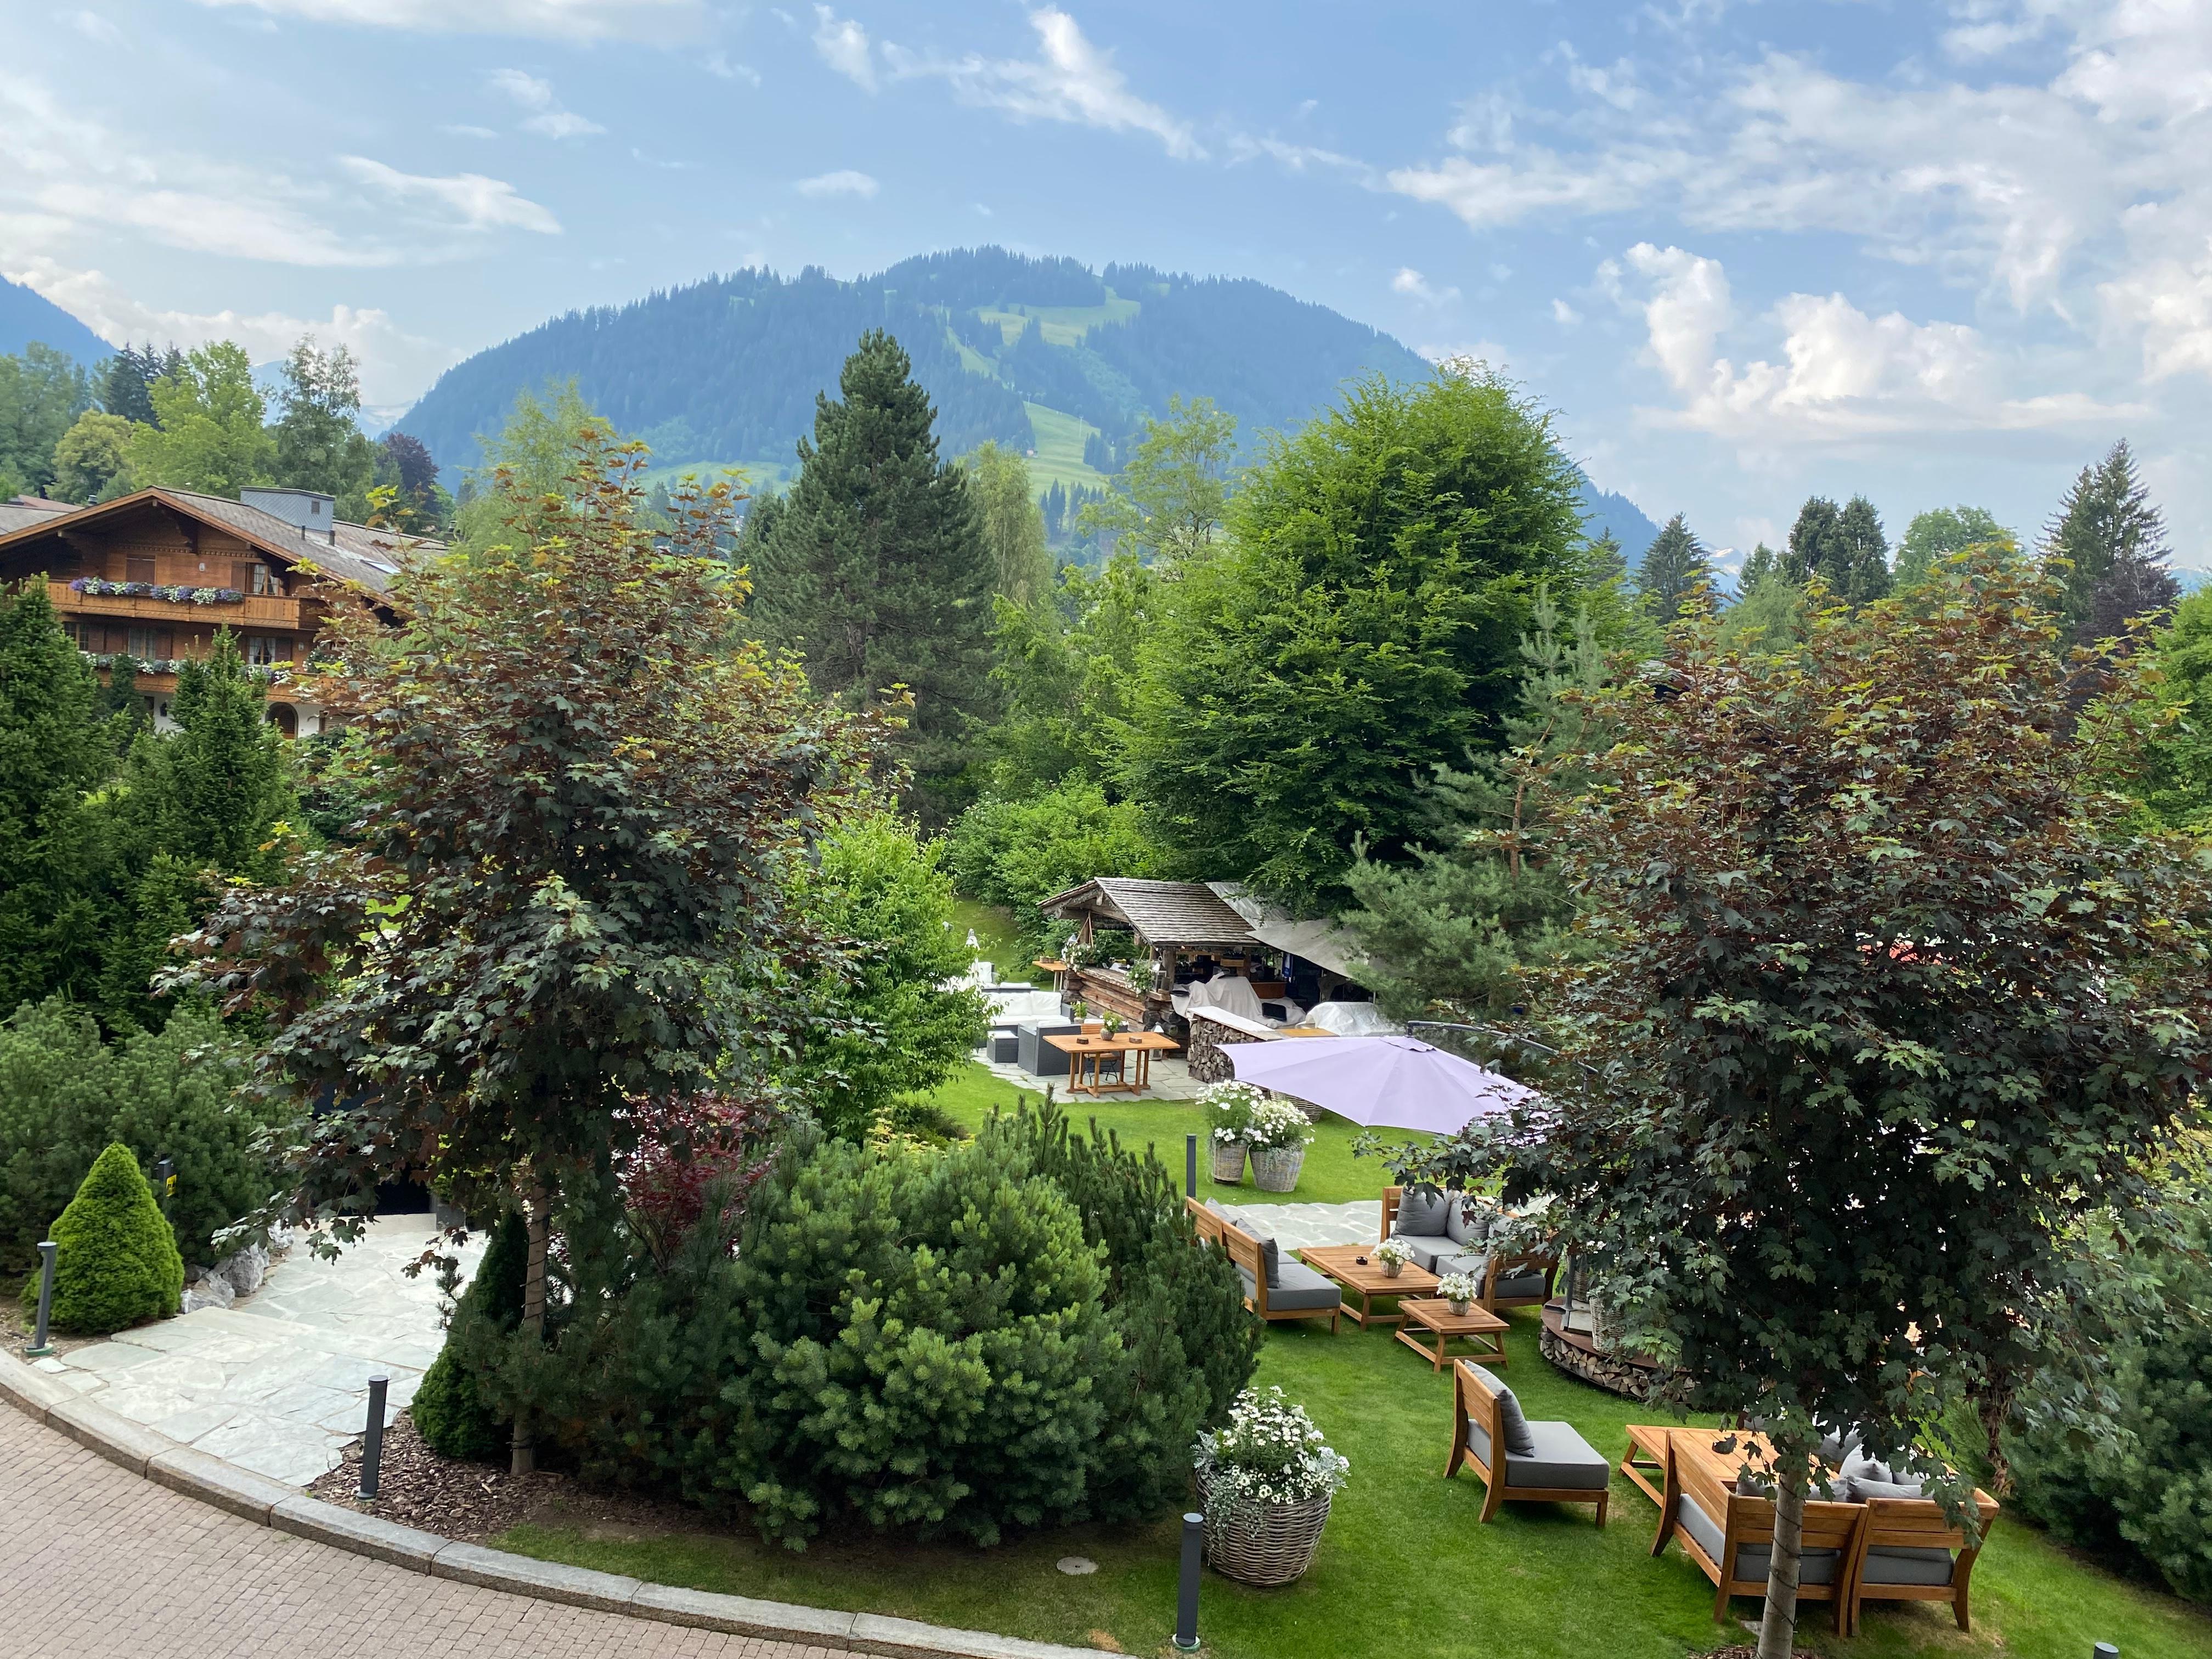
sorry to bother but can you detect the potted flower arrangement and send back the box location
[1101,1009,1126,1037]
[1436,1269,1482,1317]
[1194,1386,1350,1587]
[1200,1080,1266,1184]
[1245,1098,1316,1192]
[1373,1237,1416,1279]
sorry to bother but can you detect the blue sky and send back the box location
[5,1,2210,562]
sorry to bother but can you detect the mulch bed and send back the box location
[307,1412,696,1545]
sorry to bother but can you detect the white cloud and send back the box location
[441,124,498,138]
[1391,267,1459,304]
[1551,297,1581,326]
[887,8,1201,160]
[2,256,458,404]
[793,168,878,198]
[187,0,700,40]
[1225,134,1369,178]
[340,157,562,234]
[704,52,760,86]
[489,68,605,139]
[2102,237,2212,380]
[812,5,876,91]
[64,10,124,44]
[1609,241,2137,443]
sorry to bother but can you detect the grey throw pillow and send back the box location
[1442,1194,1487,1246]
[1240,1210,1284,1288]
[1395,1187,1451,1237]
[1487,1375,1537,1457]
[1849,1475,1927,1502]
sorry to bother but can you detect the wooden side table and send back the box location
[1395,1299,1509,1371]
[1297,1244,1439,1329]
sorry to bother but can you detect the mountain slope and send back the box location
[398,247,1437,478]
[0,276,113,363]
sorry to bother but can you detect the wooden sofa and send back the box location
[1186,1197,1341,1330]
[1381,1185,1558,1312]
[1446,1359,1611,1525]
[1640,1428,2000,1635]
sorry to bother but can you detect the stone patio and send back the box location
[31,1217,479,1486]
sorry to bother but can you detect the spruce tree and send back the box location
[1633,514,1714,623]
[746,330,998,825]
[0,581,109,1009]
[1783,496,1843,588]
[2044,441,2177,643]
[1785,494,1890,603]
[1737,541,1780,590]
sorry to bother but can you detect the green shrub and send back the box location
[411,1211,528,1463]
[979,1097,1259,1519]
[25,1142,183,1333]
[720,1129,1118,1547]
[2007,1209,2212,1603]
[0,996,284,1273]
[945,779,1169,961]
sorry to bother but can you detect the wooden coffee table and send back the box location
[1395,1298,1509,1370]
[1297,1244,1439,1329]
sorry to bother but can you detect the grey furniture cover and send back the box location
[1017,1020,1080,1077]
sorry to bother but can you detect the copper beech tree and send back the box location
[1481,554,2211,1659]
[173,430,872,1472]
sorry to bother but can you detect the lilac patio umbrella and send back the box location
[1224,1034,1535,1136]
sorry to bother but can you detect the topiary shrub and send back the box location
[411,1211,528,1463]
[716,1128,1118,1547]
[23,1141,183,1333]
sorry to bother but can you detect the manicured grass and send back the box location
[1023,402,1113,495]
[494,1306,2212,1659]
[947,899,1037,985]
[934,1061,1383,1207]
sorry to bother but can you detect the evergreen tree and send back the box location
[745,330,998,826]
[0,581,108,1009]
[98,344,177,429]
[1785,494,1889,603]
[1633,513,1714,624]
[2044,441,2177,644]
[273,337,377,515]
[1588,529,1627,585]
[964,440,1052,607]
[1896,504,2010,589]
[1782,496,1842,587]
[126,342,274,498]
[1737,541,1780,590]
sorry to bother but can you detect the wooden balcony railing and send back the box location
[50,580,311,632]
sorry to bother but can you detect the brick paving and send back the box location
[0,1407,841,1659]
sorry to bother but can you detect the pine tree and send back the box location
[0,581,109,1010]
[2044,441,2177,643]
[744,330,998,825]
[1783,497,1843,588]
[1784,495,1890,604]
[1738,542,1780,590]
[1634,514,1714,623]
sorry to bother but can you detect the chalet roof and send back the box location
[1039,877,1257,948]
[0,488,445,597]
[0,495,77,536]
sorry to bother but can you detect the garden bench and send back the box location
[1186,1197,1341,1330]
[1381,1185,1558,1311]
[1647,1431,1863,1630]
[1841,1493,2000,1637]
[1446,1359,1610,1525]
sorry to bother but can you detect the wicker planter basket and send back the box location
[1198,1479,1333,1587]
[1211,1137,1249,1183]
[1248,1144,1306,1193]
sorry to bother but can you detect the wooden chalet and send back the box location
[0,486,432,736]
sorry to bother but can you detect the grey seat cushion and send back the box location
[1847,1475,1927,1502]
[1395,1187,1451,1236]
[1493,1269,1550,1300]
[1434,1249,1489,1280]
[1393,1234,1453,1273]
[1237,1261,1340,1312]
[1861,1545,1957,1587]
[1465,1417,1611,1491]
[1677,1494,1840,1585]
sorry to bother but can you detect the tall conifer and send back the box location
[2044,440,2177,643]
[1634,514,1714,623]
[746,331,997,824]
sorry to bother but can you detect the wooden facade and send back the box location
[0,487,424,735]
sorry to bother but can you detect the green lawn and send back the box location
[947,900,1037,986]
[494,1305,2211,1659]
[935,1060,1386,1209]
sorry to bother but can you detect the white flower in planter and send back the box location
[1373,1237,1417,1270]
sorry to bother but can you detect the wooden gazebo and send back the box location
[1037,878,1279,1029]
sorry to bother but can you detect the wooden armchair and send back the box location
[1380,1186,1558,1311]
[1447,1360,1611,1526]
[1184,1197,1340,1331]
[1841,1493,1999,1637]
[1650,1436,1864,1629]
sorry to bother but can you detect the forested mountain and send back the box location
[0,276,112,363]
[402,249,1430,476]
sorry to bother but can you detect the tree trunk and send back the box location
[509,1180,549,1477]
[1757,1460,1808,1659]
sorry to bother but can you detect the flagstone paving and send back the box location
[31,1217,481,1486]
[0,1404,839,1659]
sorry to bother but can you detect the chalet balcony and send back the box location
[50,579,312,632]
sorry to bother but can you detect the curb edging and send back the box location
[1,1349,1104,1659]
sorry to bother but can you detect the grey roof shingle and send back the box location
[1039,877,1257,947]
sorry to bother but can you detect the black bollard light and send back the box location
[357,1375,390,1500]
[1186,1133,1197,1199]
[1173,1510,1203,1651]
[26,1240,57,1357]
[153,1156,175,1217]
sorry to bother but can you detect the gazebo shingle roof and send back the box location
[1039,877,1257,948]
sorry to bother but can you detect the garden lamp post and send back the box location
[26,1240,57,1357]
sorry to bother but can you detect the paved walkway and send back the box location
[0,1405,837,1659]
[31,1218,479,1486]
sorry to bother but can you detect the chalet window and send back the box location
[127,628,157,659]
[251,565,278,596]
[246,635,284,667]
[126,555,156,584]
